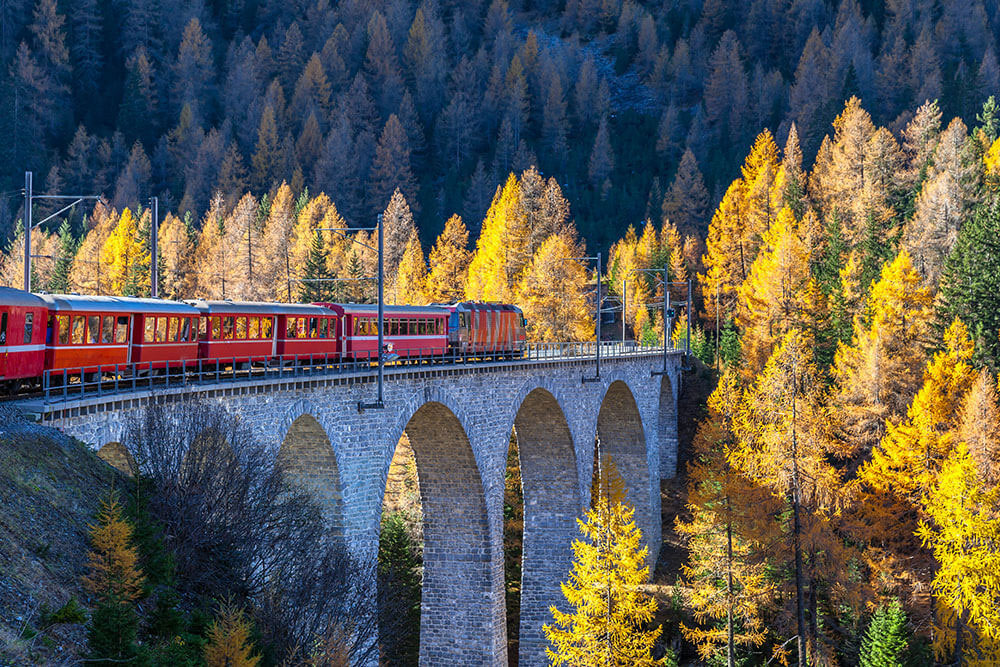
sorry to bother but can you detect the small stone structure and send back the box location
[29,351,682,666]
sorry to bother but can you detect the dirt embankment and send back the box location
[0,409,123,665]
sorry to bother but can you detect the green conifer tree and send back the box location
[859,600,913,667]
[939,196,1000,365]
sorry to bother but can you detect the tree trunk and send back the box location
[727,505,735,667]
[792,387,807,666]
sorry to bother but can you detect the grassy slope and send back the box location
[0,418,123,665]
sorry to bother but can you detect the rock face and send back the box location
[36,352,683,666]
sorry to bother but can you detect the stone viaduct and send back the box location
[25,349,683,666]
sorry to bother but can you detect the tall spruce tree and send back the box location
[859,600,913,667]
[939,196,1000,366]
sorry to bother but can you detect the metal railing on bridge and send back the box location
[38,341,674,404]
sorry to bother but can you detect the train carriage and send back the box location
[0,287,48,387]
[39,294,200,376]
[315,303,449,360]
[185,300,338,365]
[444,302,527,357]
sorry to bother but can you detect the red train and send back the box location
[0,286,527,391]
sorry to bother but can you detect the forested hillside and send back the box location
[2,0,1000,250]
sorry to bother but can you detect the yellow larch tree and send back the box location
[82,491,145,665]
[101,208,150,296]
[732,329,848,666]
[203,601,261,667]
[83,492,144,605]
[465,174,529,302]
[813,97,878,245]
[157,212,194,300]
[515,233,593,342]
[544,457,666,666]
[676,371,779,665]
[742,129,783,245]
[827,250,933,462]
[191,194,230,299]
[918,441,1000,666]
[701,131,783,323]
[220,193,261,300]
[961,370,1000,485]
[70,202,117,294]
[257,182,297,301]
[856,320,977,602]
[608,225,643,334]
[425,214,471,303]
[861,319,976,503]
[0,219,54,288]
[394,230,428,305]
[736,206,824,376]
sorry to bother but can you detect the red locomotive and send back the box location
[0,287,527,392]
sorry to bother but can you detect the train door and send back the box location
[270,316,278,357]
[0,311,8,377]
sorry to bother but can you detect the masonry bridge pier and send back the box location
[24,348,683,666]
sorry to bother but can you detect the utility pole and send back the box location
[22,171,101,292]
[566,252,603,382]
[149,196,159,298]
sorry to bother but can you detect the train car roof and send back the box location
[0,286,47,308]
[37,293,200,315]
[452,301,523,313]
[315,303,447,317]
[185,300,332,316]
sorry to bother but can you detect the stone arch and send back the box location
[595,379,654,561]
[96,441,134,475]
[383,399,499,666]
[509,387,581,667]
[276,414,345,541]
[658,373,679,478]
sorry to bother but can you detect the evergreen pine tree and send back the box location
[859,600,913,667]
[48,218,76,293]
[299,229,330,302]
[938,196,1000,365]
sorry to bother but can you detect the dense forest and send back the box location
[3,0,1000,250]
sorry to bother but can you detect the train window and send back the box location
[286,317,297,338]
[249,317,259,339]
[73,316,86,344]
[309,317,318,338]
[23,312,34,344]
[57,315,69,344]
[144,317,154,342]
[198,317,207,340]
[180,318,191,342]
[222,317,234,340]
[297,318,307,338]
[211,317,221,340]
[116,317,129,343]
[0,311,5,344]
[101,316,114,343]
[262,317,272,338]
[169,317,179,342]
[235,317,246,339]
[87,315,100,344]
[157,317,168,342]
[319,318,328,338]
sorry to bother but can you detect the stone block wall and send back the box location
[40,352,683,666]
